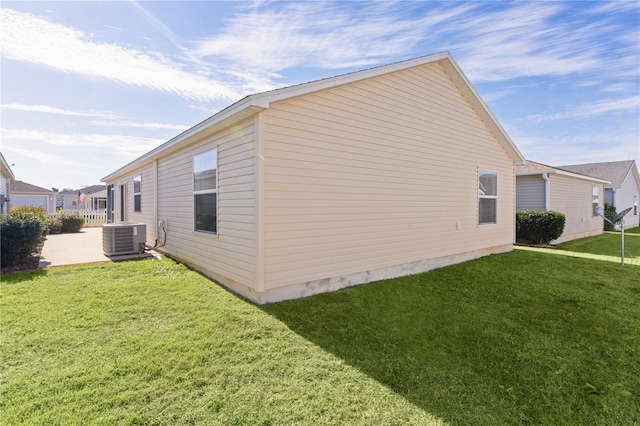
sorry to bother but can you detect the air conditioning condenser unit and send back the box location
[103,222,146,256]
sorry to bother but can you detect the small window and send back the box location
[634,195,637,216]
[592,186,599,217]
[479,170,497,225]
[193,149,217,233]
[133,176,142,212]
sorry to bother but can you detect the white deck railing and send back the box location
[47,209,108,225]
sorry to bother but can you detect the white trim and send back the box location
[102,52,526,183]
[478,169,498,225]
[192,148,218,234]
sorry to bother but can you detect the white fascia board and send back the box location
[516,170,556,177]
[0,152,15,180]
[517,169,610,185]
[440,58,526,165]
[248,51,452,108]
[102,99,265,182]
[626,161,640,189]
[103,52,453,183]
[553,169,610,184]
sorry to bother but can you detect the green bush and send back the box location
[1,212,48,268]
[58,213,85,233]
[516,209,566,245]
[603,203,617,231]
[10,205,47,221]
[46,218,63,234]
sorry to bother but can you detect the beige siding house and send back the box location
[9,180,56,214]
[1,152,15,214]
[557,161,640,229]
[516,161,608,244]
[103,52,525,304]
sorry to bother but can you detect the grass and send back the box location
[556,226,640,262]
[2,251,640,425]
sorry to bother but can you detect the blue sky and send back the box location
[1,1,639,190]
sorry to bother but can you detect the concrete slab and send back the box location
[38,227,159,268]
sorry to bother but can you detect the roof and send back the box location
[556,160,639,189]
[103,51,525,182]
[1,152,15,180]
[517,160,609,184]
[59,185,106,195]
[10,180,54,194]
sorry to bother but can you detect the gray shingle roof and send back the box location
[556,161,636,188]
[10,180,54,193]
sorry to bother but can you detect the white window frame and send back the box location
[193,149,218,234]
[592,186,599,217]
[478,169,498,225]
[133,175,142,213]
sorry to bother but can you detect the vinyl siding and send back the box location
[156,118,257,290]
[109,165,157,244]
[549,175,603,243]
[262,61,515,290]
[516,175,546,210]
[615,171,640,228]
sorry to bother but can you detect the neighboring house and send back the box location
[103,51,525,304]
[56,185,107,210]
[10,180,56,213]
[1,152,15,214]
[557,161,640,228]
[516,161,608,243]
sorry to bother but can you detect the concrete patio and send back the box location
[38,226,159,268]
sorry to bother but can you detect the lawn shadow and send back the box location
[0,268,49,283]
[262,251,640,425]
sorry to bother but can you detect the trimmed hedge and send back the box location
[10,205,47,221]
[603,203,617,231]
[1,212,48,268]
[47,218,63,234]
[516,209,566,245]
[58,213,85,233]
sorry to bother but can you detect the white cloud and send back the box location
[192,1,638,88]
[1,129,164,157]
[2,144,80,168]
[1,103,122,119]
[526,96,640,122]
[0,8,242,102]
[88,120,190,131]
[193,2,473,72]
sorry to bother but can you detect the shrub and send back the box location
[46,218,63,234]
[516,209,566,245]
[58,213,85,233]
[1,212,48,268]
[10,205,47,221]
[603,203,617,231]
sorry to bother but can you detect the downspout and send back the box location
[153,159,159,244]
[542,172,550,210]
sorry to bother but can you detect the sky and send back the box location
[1,1,639,191]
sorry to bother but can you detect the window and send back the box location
[193,149,217,233]
[133,176,141,212]
[592,187,599,217]
[478,170,497,224]
[634,195,637,216]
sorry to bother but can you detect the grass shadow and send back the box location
[1,268,49,283]
[263,250,640,425]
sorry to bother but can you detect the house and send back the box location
[516,161,608,243]
[56,185,107,211]
[9,180,56,213]
[556,161,640,228]
[103,51,525,304]
[1,152,15,214]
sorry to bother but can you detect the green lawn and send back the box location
[556,226,640,261]
[2,251,639,425]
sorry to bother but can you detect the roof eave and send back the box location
[103,51,526,181]
[439,57,526,165]
[102,100,266,182]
